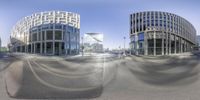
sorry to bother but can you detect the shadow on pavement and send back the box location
[0,54,18,72]
[124,55,200,86]
[65,55,119,63]
[5,59,103,99]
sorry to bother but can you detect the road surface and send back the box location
[1,52,200,100]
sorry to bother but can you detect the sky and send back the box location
[0,0,200,49]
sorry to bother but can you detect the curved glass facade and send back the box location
[130,11,197,55]
[10,11,80,55]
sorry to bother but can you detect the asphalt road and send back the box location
[1,52,200,100]
[0,53,120,100]
[97,53,200,100]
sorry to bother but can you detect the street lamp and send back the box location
[81,36,84,56]
[123,36,126,56]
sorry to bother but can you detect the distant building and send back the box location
[91,43,103,53]
[83,33,104,53]
[10,11,80,55]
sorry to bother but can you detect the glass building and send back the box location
[83,33,104,53]
[130,11,197,55]
[10,11,80,55]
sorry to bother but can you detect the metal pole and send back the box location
[81,37,84,56]
[123,36,126,56]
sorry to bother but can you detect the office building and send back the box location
[10,11,80,55]
[197,35,200,46]
[130,11,197,55]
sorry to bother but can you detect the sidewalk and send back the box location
[9,52,114,60]
[126,52,197,64]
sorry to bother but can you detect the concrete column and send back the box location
[153,32,156,56]
[40,42,43,54]
[185,41,187,52]
[62,30,64,41]
[161,32,164,55]
[180,38,182,53]
[169,33,171,55]
[178,37,180,53]
[44,31,47,55]
[166,33,168,55]
[40,30,43,54]
[183,39,186,52]
[69,32,71,55]
[53,42,55,55]
[44,42,46,55]
[31,33,33,53]
[135,34,139,55]
[144,32,148,55]
[184,40,186,52]
[52,27,55,55]
[175,35,177,54]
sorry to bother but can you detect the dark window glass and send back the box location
[143,25,146,30]
[46,31,53,40]
[68,26,73,32]
[55,24,62,29]
[138,32,144,41]
[63,31,65,40]
[50,24,53,29]
[32,33,37,41]
[42,31,45,40]
[55,30,62,40]
[38,32,41,41]
[160,20,162,24]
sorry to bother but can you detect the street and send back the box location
[0,52,200,100]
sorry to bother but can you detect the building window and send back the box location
[138,32,144,41]
[55,30,62,40]
[42,31,45,40]
[68,26,73,32]
[38,32,41,41]
[46,30,53,40]
[50,24,53,29]
[32,33,37,42]
[55,24,62,29]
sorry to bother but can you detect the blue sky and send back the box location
[0,0,200,49]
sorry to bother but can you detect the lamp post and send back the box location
[123,36,126,56]
[81,36,84,56]
[118,46,121,58]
